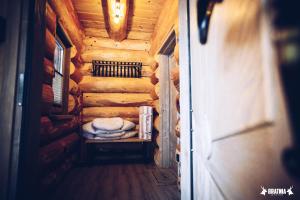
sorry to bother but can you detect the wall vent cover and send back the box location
[92,60,142,78]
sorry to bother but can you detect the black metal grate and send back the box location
[92,60,142,78]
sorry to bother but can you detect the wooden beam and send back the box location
[102,0,130,41]
[48,0,85,54]
[45,28,56,60]
[83,37,150,51]
[45,2,56,35]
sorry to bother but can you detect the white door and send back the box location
[179,0,298,199]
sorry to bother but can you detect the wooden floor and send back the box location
[49,163,180,200]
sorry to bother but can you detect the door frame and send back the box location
[154,0,194,198]
[0,0,46,199]
[156,31,176,168]
[178,0,193,199]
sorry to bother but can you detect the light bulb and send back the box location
[112,1,124,24]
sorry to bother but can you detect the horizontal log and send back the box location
[142,66,154,77]
[79,76,154,93]
[153,100,160,114]
[39,133,80,171]
[70,46,77,59]
[48,0,84,54]
[40,116,53,138]
[151,62,159,71]
[40,117,79,145]
[150,83,159,100]
[154,116,160,132]
[83,107,139,119]
[79,63,154,77]
[41,84,54,115]
[69,62,75,75]
[82,117,139,124]
[68,95,79,114]
[155,67,160,80]
[175,119,180,138]
[83,37,150,52]
[81,48,156,66]
[83,93,154,107]
[40,154,76,193]
[69,79,81,96]
[70,68,83,84]
[150,72,159,85]
[171,65,179,86]
[154,133,161,149]
[45,2,56,35]
[45,28,56,60]
[43,58,55,85]
[176,93,180,113]
[71,54,83,68]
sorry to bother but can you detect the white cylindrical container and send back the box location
[139,106,153,140]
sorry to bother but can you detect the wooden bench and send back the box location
[80,136,152,164]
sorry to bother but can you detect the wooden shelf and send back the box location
[85,137,151,144]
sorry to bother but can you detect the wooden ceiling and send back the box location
[72,0,165,41]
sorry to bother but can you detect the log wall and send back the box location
[78,41,157,127]
[38,2,83,195]
[79,76,156,124]
[152,64,160,157]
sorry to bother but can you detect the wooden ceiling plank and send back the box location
[81,20,106,28]
[77,12,104,21]
[74,0,166,41]
[84,28,110,38]
[150,0,178,55]
[127,31,153,40]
